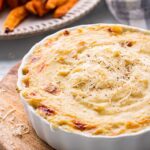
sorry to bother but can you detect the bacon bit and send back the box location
[108,26,123,34]
[16,87,20,93]
[44,83,60,95]
[22,68,29,75]
[108,28,112,32]
[126,41,133,47]
[23,78,29,87]
[30,92,36,96]
[73,120,86,131]
[120,41,135,47]
[38,105,56,116]
[63,30,70,36]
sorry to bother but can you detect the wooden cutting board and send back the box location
[0,63,54,150]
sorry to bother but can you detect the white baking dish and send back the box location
[17,24,150,150]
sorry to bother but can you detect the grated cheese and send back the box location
[2,109,15,121]
[12,123,29,136]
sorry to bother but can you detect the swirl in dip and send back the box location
[20,25,150,136]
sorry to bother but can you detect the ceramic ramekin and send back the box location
[17,24,150,150]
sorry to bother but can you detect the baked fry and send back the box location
[1,0,78,33]
[33,0,49,17]
[0,0,4,11]
[53,0,78,18]
[6,0,20,9]
[46,0,68,10]
[25,0,37,15]
[3,5,28,33]
[26,0,48,17]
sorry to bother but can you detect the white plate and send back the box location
[0,0,100,40]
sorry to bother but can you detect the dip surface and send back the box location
[20,25,150,136]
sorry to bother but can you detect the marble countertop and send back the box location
[0,0,117,79]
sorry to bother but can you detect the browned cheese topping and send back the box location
[20,25,150,136]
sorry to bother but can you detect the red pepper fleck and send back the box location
[63,30,70,36]
[38,105,55,116]
[38,63,45,72]
[73,120,86,131]
[30,57,40,63]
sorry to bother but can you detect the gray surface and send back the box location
[0,0,117,78]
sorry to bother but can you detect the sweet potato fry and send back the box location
[53,0,78,18]
[3,5,28,33]
[33,0,49,17]
[0,0,4,11]
[25,0,37,15]
[46,0,68,10]
[6,0,20,9]
[26,0,48,17]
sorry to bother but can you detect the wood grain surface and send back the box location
[0,63,54,150]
